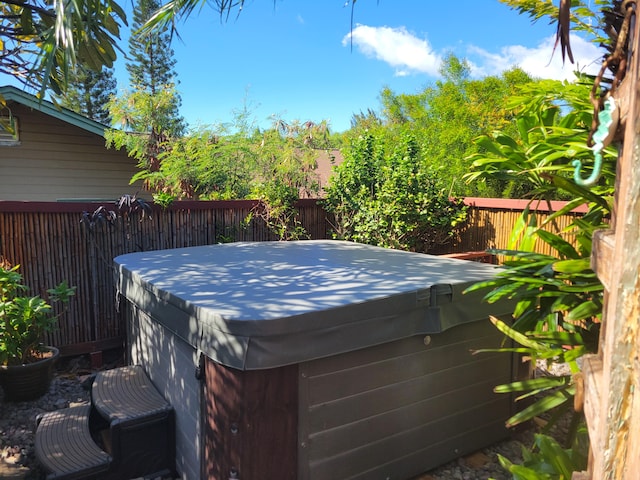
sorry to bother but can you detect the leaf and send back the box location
[486,249,555,262]
[472,347,542,355]
[535,434,575,478]
[495,133,520,149]
[536,230,580,259]
[505,387,574,427]
[552,258,592,273]
[474,134,507,157]
[548,175,610,212]
[567,300,601,321]
[489,316,551,352]
[516,115,536,144]
[542,197,588,226]
[513,298,536,318]
[530,331,584,346]
[463,278,498,294]
[558,283,604,293]
[563,345,587,362]
[508,207,538,251]
[494,376,569,393]
[482,282,526,302]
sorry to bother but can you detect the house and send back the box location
[306,148,344,198]
[0,85,146,201]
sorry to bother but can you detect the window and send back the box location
[0,116,19,145]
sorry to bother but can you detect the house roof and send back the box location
[0,85,107,137]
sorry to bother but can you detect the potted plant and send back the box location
[0,264,76,401]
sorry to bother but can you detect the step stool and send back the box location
[35,365,175,480]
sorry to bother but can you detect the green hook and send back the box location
[573,96,617,187]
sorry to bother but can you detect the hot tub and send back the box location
[115,240,519,480]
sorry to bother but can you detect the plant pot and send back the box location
[0,347,60,402]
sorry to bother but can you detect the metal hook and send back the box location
[573,96,617,187]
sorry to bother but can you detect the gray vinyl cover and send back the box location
[114,240,511,370]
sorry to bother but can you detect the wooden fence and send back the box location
[444,197,589,257]
[0,197,587,356]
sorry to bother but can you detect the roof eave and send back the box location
[0,85,107,137]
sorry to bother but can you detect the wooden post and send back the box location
[578,2,640,477]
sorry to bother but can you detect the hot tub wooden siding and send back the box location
[126,303,202,480]
[198,318,516,480]
[117,241,522,479]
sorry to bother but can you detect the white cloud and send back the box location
[467,34,602,80]
[343,24,441,77]
[344,23,602,82]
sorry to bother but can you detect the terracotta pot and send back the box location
[0,347,60,402]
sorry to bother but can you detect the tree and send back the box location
[126,0,184,137]
[0,0,125,96]
[105,85,182,175]
[323,129,468,253]
[370,55,534,197]
[249,118,327,240]
[120,107,329,239]
[106,0,185,182]
[55,66,117,125]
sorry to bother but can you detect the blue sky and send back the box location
[152,0,602,132]
[3,1,604,132]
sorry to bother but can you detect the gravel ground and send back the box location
[0,356,94,480]
[1,356,569,480]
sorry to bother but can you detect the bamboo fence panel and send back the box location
[449,201,585,257]
[0,198,585,354]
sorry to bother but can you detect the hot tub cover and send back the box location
[115,240,512,370]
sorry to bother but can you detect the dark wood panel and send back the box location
[298,319,518,480]
[308,398,511,480]
[306,353,509,432]
[202,359,298,480]
[305,330,504,404]
[340,420,510,480]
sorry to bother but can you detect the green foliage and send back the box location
[120,105,328,239]
[141,0,248,34]
[463,41,614,480]
[469,219,604,334]
[54,66,118,125]
[499,0,611,46]
[250,182,309,241]
[468,206,603,431]
[0,0,126,96]
[248,118,327,240]
[474,314,589,429]
[465,203,604,444]
[128,0,175,89]
[323,130,467,253]
[103,0,184,184]
[106,86,183,178]
[152,192,175,208]
[367,56,534,197]
[126,0,184,136]
[143,126,255,200]
[465,78,616,202]
[464,81,611,429]
[0,265,76,366]
[497,428,589,480]
[468,209,601,477]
